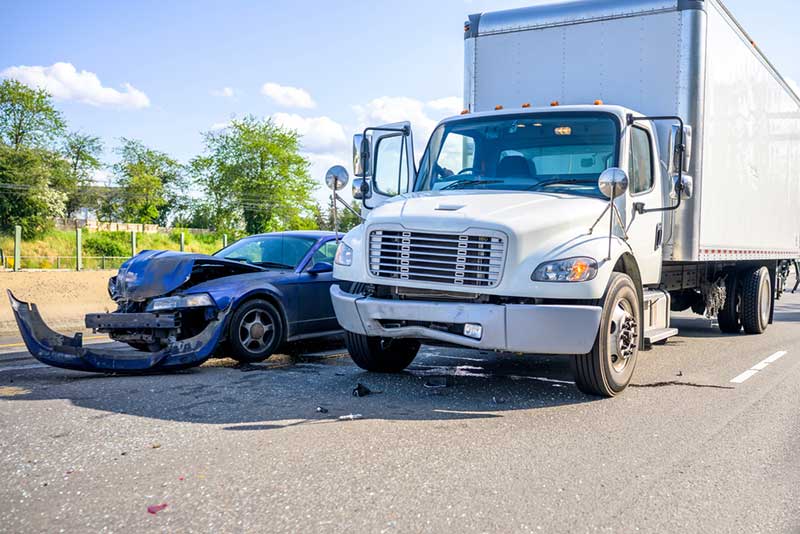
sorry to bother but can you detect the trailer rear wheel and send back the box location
[741,266,772,335]
[572,273,640,397]
[717,272,742,333]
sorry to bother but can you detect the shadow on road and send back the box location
[0,343,597,428]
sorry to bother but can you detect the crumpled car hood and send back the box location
[112,250,265,302]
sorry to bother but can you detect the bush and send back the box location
[84,232,129,257]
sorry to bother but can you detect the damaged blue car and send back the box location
[8,231,344,373]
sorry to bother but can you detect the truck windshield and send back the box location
[415,112,620,198]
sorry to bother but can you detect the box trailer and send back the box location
[327,0,800,396]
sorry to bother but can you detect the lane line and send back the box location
[730,350,788,384]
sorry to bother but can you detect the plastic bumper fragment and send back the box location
[6,289,228,374]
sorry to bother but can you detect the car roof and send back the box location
[245,230,336,240]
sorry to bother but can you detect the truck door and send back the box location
[625,123,663,285]
[357,121,415,210]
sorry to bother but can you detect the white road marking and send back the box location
[730,350,788,384]
[0,364,49,373]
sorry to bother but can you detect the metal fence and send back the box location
[2,255,130,271]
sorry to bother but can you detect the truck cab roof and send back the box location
[437,104,642,128]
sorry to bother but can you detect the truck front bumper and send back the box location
[331,285,602,355]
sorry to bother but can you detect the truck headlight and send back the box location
[335,242,353,266]
[532,257,598,282]
[147,293,215,311]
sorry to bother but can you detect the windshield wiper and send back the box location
[526,179,588,191]
[442,179,504,190]
[254,261,294,269]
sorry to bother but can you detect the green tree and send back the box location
[61,132,104,217]
[191,116,317,234]
[0,145,68,237]
[113,138,186,224]
[315,196,362,233]
[0,79,65,150]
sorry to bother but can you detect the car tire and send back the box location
[741,266,772,335]
[228,299,284,363]
[717,272,742,334]
[572,273,640,398]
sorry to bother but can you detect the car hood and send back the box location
[111,250,266,302]
[367,190,608,235]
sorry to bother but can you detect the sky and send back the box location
[2,0,798,205]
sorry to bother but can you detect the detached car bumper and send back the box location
[7,290,228,373]
[330,285,602,355]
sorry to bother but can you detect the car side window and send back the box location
[629,126,654,194]
[310,240,338,266]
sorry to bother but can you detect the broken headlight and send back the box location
[146,293,215,312]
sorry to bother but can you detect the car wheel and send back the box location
[228,299,284,363]
[572,273,640,397]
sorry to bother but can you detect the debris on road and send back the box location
[316,406,329,413]
[352,383,372,397]
[151,443,161,449]
[147,503,168,515]
[337,414,364,421]
[423,377,448,389]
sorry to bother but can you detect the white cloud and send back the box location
[1,62,150,109]
[261,82,316,109]
[210,86,234,97]
[271,112,347,154]
[210,121,232,131]
[426,96,463,115]
[353,95,462,154]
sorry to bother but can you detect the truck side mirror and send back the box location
[325,165,349,191]
[598,167,629,199]
[668,124,693,175]
[352,178,370,200]
[353,134,372,177]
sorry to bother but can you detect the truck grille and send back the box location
[368,229,506,287]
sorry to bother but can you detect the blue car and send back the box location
[7,231,344,373]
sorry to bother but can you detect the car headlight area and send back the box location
[146,293,216,312]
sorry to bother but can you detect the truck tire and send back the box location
[717,272,741,333]
[344,332,420,373]
[572,273,640,397]
[343,283,420,372]
[741,266,772,335]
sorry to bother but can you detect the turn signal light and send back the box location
[460,109,470,115]
[594,99,604,105]
[521,102,531,108]
[550,101,560,107]
[495,105,504,110]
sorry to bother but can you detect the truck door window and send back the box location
[373,135,408,196]
[435,133,476,179]
[629,126,654,194]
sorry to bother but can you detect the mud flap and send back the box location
[6,290,229,374]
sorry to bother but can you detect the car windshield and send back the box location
[214,235,317,269]
[415,112,620,198]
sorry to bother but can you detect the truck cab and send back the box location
[330,104,683,397]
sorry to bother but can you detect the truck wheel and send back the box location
[228,299,284,363]
[572,273,640,397]
[345,333,420,372]
[717,272,741,333]
[741,266,772,335]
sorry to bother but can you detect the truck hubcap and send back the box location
[239,310,274,353]
[759,276,771,326]
[608,299,638,373]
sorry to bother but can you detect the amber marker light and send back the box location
[521,103,531,108]
[495,105,504,110]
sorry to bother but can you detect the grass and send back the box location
[0,229,225,269]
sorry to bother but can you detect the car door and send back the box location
[624,123,664,285]
[293,239,340,335]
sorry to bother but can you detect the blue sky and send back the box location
[2,0,798,204]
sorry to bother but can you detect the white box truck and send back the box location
[325,0,800,396]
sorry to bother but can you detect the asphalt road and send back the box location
[1,295,799,533]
